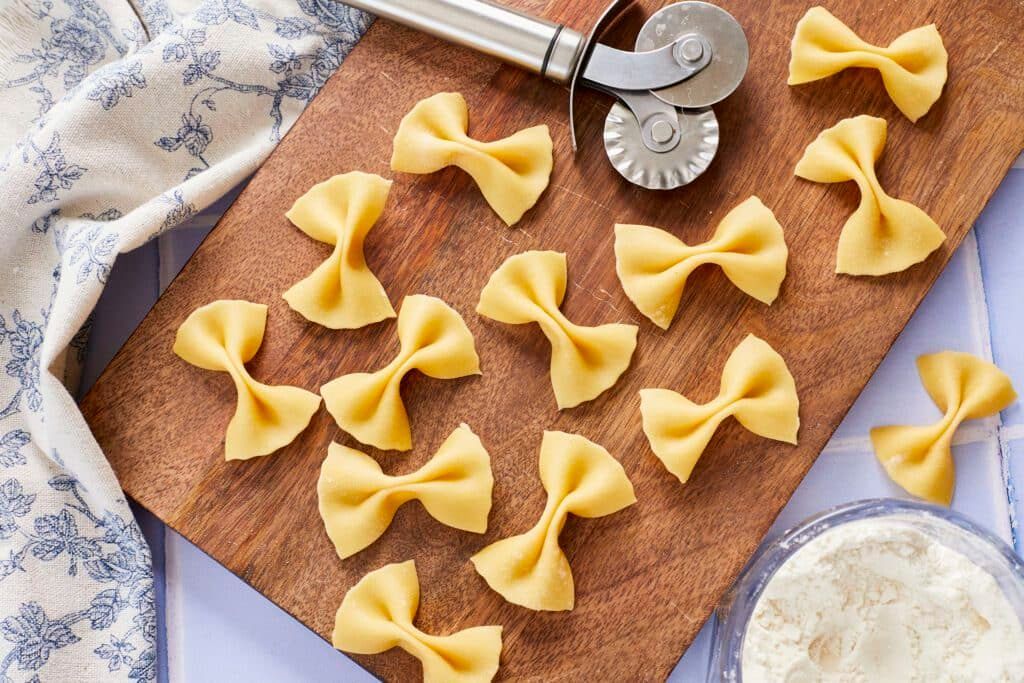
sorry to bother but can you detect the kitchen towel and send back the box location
[0,0,369,679]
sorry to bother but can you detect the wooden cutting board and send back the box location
[81,1,1024,679]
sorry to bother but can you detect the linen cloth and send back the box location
[0,0,369,679]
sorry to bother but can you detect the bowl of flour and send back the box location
[710,499,1024,682]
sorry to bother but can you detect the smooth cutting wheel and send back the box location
[603,102,718,190]
[636,1,749,109]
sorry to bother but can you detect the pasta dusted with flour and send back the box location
[390,92,553,226]
[615,196,787,329]
[789,7,947,123]
[471,431,635,611]
[333,561,503,683]
[321,295,480,451]
[872,352,1017,505]
[283,172,395,329]
[477,251,638,409]
[173,300,321,460]
[795,115,945,276]
[318,424,493,559]
[640,335,800,484]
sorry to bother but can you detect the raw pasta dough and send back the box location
[640,334,799,484]
[795,115,945,276]
[390,92,553,226]
[871,352,1016,505]
[321,294,480,451]
[470,431,635,611]
[615,196,787,329]
[477,250,638,409]
[333,560,503,683]
[318,424,492,559]
[789,6,948,123]
[283,171,395,329]
[173,300,321,460]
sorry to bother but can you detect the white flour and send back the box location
[741,519,1024,682]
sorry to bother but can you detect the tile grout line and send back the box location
[164,527,185,682]
[964,228,1019,551]
[982,437,1015,541]
[822,421,1002,456]
[962,231,996,367]
[1000,428,1022,556]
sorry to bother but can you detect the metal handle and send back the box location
[347,0,585,83]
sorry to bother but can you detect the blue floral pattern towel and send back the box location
[0,1,369,679]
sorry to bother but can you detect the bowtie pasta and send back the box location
[283,172,395,329]
[477,250,638,409]
[795,115,945,275]
[333,560,503,683]
[173,300,321,460]
[321,294,480,451]
[470,431,635,611]
[789,6,947,122]
[615,196,787,329]
[318,424,492,559]
[390,92,553,226]
[640,334,800,484]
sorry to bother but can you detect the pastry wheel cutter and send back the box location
[345,0,748,190]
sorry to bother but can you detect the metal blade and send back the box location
[603,102,718,190]
[636,1,748,108]
[581,39,710,92]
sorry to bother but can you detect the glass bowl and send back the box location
[708,498,1024,682]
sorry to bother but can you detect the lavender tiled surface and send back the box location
[976,170,1024,430]
[83,162,1024,682]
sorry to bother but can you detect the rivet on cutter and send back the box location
[344,0,749,190]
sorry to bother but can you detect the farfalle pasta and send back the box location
[789,6,948,122]
[871,352,1016,505]
[477,251,638,409]
[318,424,493,559]
[640,334,799,484]
[795,115,945,275]
[470,431,635,611]
[173,300,321,460]
[283,172,395,329]
[321,294,480,451]
[333,560,503,683]
[615,196,787,329]
[390,92,553,226]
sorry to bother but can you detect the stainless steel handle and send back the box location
[347,0,585,83]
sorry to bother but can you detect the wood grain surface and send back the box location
[81,1,1024,680]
